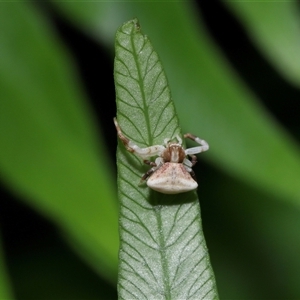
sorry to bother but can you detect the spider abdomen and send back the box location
[147,162,198,194]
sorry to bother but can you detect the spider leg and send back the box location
[184,133,209,155]
[143,160,156,167]
[190,169,197,181]
[175,134,182,145]
[114,117,165,159]
[164,135,182,146]
[164,138,170,146]
[140,157,163,183]
[183,161,198,182]
[190,154,197,166]
[140,167,157,182]
[114,117,134,153]
[183,158,192,168]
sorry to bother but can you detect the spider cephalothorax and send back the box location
[114,118,209,194]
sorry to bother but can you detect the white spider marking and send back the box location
[114,117,209,194]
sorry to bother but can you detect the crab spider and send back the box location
[114,117,209,194]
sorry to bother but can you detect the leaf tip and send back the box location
[119,18,140,35]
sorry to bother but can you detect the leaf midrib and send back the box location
[129,25,172,299]
[154,204,172,299]
[130,28,152,146]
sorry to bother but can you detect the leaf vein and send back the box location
[115,58,132,77]
[188,274,214,300]
[165,212,199,248]
[148,68,164,98]
[122,240,160,286]
[121,204,158,245]
[120,226,158,251]
[154,113,177,139]
[172,252,208,291]
[115,81,143,109]
[120,191,152,211]
[118,112,149,145]
[120,260,162,295]
[118,279,148,300]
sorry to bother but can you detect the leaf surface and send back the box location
[115,19,218,300]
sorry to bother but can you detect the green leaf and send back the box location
[0,3,118,282]
[115,19,218,300]
[224,1,300,87]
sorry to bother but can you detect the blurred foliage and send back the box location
[226,1,300,88]
[0,1,119,286]
[0,1,300,299]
